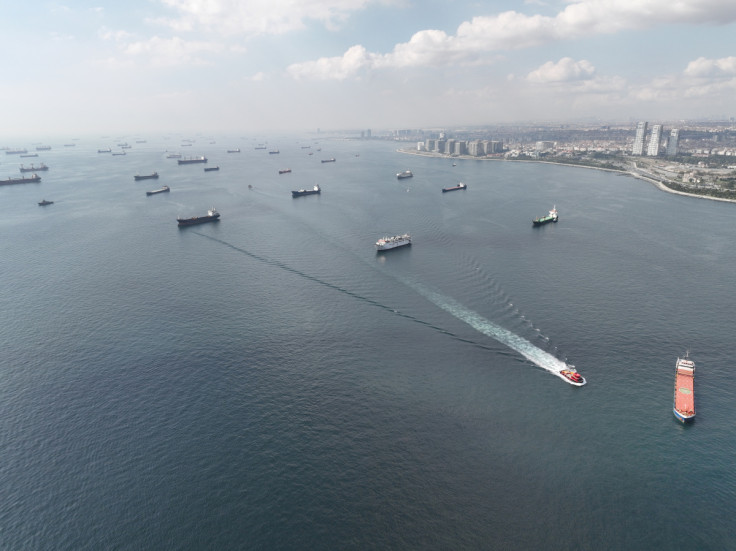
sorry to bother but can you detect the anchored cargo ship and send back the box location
[134,172,159,181]
[2,174,41,185]
[38,199,54,206]
[178,156,207,165]
[376,234,411,251]
[177,207,220,227]
[533,205,558,226]
[20,163,48,172]
[146,185,170,196]
[673,353,696,422]
[321,158,336,163]
[204,166,220,172]
[442,182,467,192]
[396,170,413,179]
[279,169,292,174]
[292,185,321,197]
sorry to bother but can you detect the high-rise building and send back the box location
[666,129,680,157]
[632,121,648,155]
[647,124,663,156]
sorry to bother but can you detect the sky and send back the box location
[2,0,736,137]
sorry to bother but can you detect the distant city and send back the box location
[349,120,736,200]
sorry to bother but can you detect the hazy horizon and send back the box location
[3,1,736,137]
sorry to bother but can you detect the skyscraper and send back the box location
[647,124,663,156]
[632,121,648,155]
[666,129,680,157]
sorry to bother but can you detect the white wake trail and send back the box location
[410,281,570,377]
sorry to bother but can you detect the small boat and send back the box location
[396,170,413,179]
[533,205,558,226]
[204,166,220,172]
[146,185,170,196]
[279,168,292,174]
[673,353,696,422]
[321,158,336,163]
[134,172,159,181]
[177,207,220,227]
[38,199,54,206]
[376,234,411,251]
[559,367,586,386]
[292,185,321,198]
[442,182,467,193]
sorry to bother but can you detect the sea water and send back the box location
[1,136,734,549]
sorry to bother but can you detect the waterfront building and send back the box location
[633,121,648,155]
[666,129,680,157]
[647,124,663,156]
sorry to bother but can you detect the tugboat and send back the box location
[559,366,586,386]
[442,182,467,193]
[177,207,220,227]
[292,185,321,198]
[533,205,558,226]
[673,352,696,422]
[38,199,54,206]
[396,170,413,179]
[146,185,170,196]
[375,234,411,251]
[134,172,159,181]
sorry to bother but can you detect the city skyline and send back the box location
[2,0,736,137]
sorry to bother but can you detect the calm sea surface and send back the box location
[1,136,734,550]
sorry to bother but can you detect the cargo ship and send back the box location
[146,185,170,196]
[204,166,220,172]
[134,172,159,181]
[227,148,240,153]
[673,353,695,422]
[2,174,41,185]
[321,158,336,163]
[376,234,411,251]
[533,205,558,226]
[178,156,207,165]
[442,182,467,192]
[177,207,220,227]
[38,199,54,206]
[559,366,586,386]
[396,170,413,179]
[20,163,48,172]
[292,185,321,197]
[279,168,292,174]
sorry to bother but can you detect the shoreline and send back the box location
[397,148,736,204]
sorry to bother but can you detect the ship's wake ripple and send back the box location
[194,232,491,351]
[404,279,570,378]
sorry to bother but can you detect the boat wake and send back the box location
[404,280,574,381]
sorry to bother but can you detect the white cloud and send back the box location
[526,57,595,83]
[287,45,374,80]
[156,0,395,36]
[683,56,736,78]
[288,0,736,80]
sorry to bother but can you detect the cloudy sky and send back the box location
[2,0,736,137]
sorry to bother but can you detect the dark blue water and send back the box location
[1,137,734,549]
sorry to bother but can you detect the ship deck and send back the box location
[674,369,695,414]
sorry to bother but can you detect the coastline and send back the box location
[397,148,736,204]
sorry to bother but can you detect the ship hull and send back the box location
[442,184,467,192]
[135,174,159,181]
[1,175,41,185]
[177,215,220,227]
[178,157,207,165]
[673,407,695,423]
[376,242,411,251]
[532,217,557,226]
